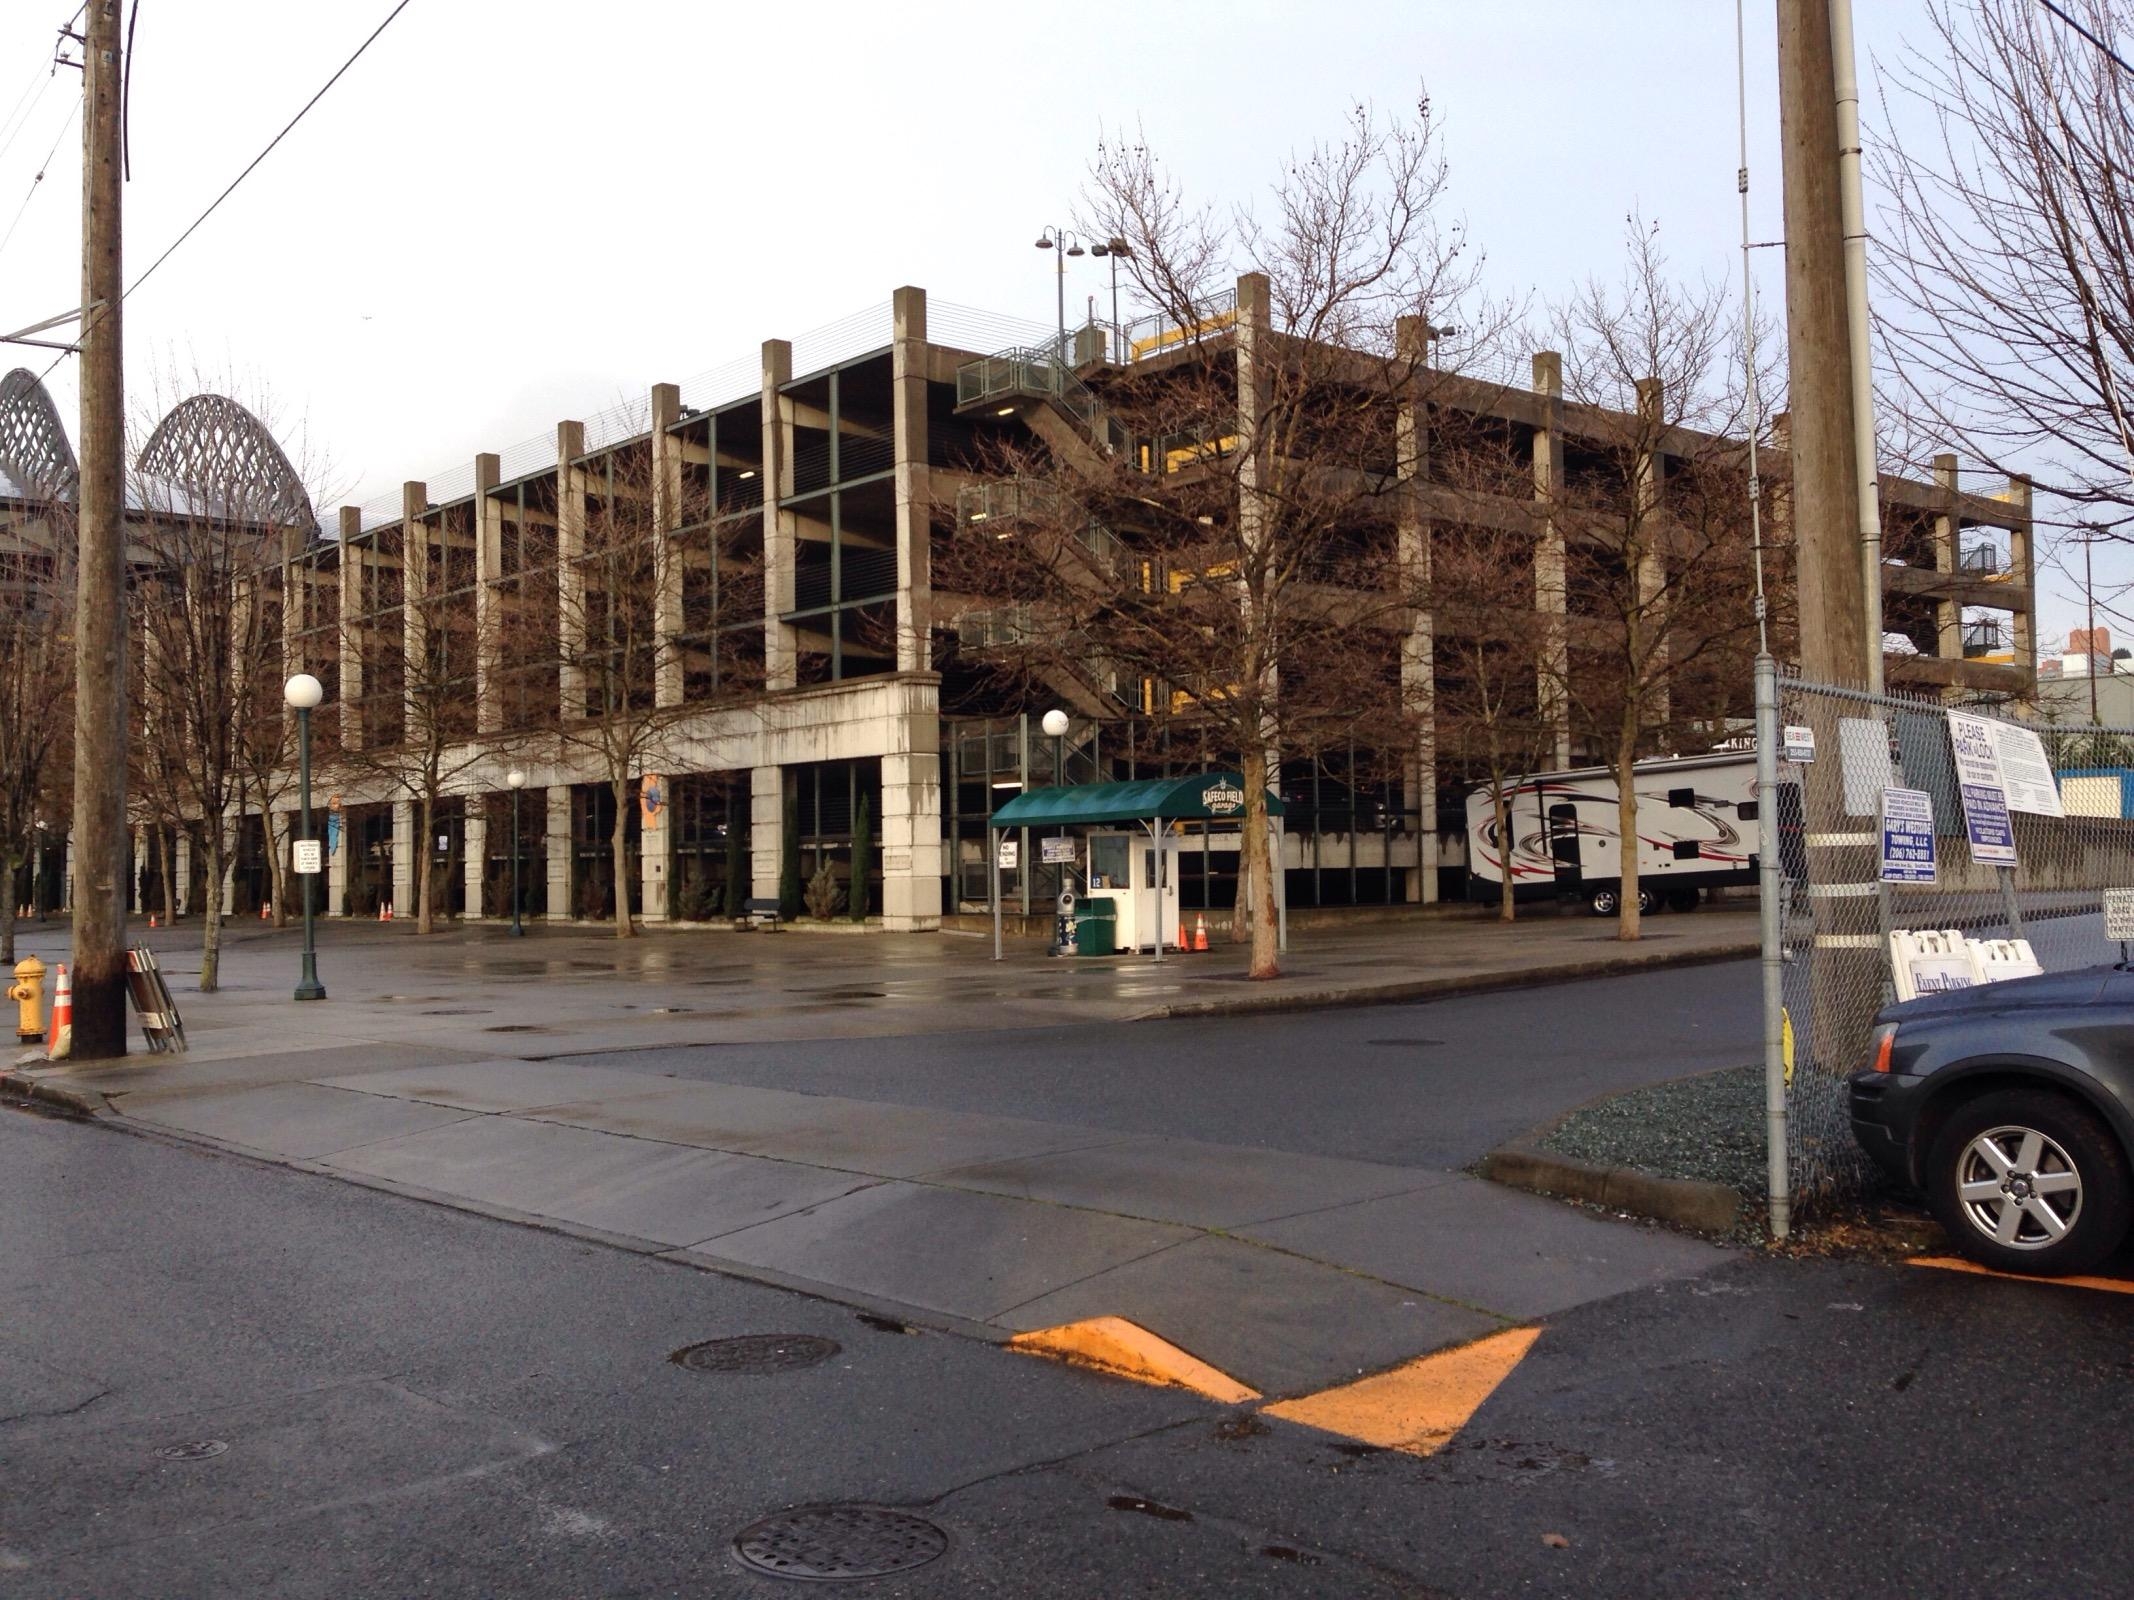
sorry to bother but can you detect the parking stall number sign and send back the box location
[1880,786,1938,884]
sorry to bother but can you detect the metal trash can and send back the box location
[1074,897,1117,957]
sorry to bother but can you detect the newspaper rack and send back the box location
[126,946,187,1054]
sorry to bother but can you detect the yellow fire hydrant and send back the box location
[9,955,46,1043]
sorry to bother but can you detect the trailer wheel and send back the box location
[1666,887,1700,913]
[1586,886,1619,917]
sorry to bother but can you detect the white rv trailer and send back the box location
[1465,750,1759,916]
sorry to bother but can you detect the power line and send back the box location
[0,99,79,267]
[0,66,54,168]
[32,0,413,379]
[2038,0,2134,77]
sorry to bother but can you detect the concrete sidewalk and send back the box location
[56,1052,1726,1398]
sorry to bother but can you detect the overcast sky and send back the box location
[0,0,2108,645]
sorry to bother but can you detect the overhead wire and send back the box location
[33,0,414,379]
[2037,0,2134,76]
[0,98,80,268]
[0,66,55,169]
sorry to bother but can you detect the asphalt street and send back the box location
[11,1080,2133,1599]
[560,958,1763,1169]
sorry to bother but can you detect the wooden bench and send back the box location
[743,897,783,927]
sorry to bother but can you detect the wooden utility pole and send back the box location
[71,0,128,1058]
[1776,0,1870,688]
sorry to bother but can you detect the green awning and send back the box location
[989,770,1284,828]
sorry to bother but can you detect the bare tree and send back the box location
[548,439,763,936]
[942,95,1508,978]
[1874,0,2134,612]
[0,518,74,964]
[1544,222,1771,939]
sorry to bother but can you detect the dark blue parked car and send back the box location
[1849,966,2134,1275]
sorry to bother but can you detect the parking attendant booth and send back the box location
[986,771,1287,962]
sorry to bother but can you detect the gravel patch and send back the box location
[1540,1064,1766,1195]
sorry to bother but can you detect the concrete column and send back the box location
[1531,352,1572,767]
[402,482,430,735]
[1634,376,1669,731]
[1396,315,1437,905]
[64,837,77,913]
[1932,453,1962,667]
[750,764,783,901]
[762,340,797,690]
[174,830,192,916]
[639,795,673,922]
[463,809,487,919]
[2008,474,2036,691]
[338,506,366,750]
[545,784,573,921]
[391,800,415,915]
[650,382,686,707]
[475,453,503,734]
[891,287,932,673]
[881,733,944,931]
[129,824,145,914]
[327,813,347,917]
[557,422,587,722]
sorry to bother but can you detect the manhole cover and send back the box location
[157,1440,228,1462]
[419,1007,491,1016]
[671,1334,841,1374]
[483,1023,548,1033]
[732,1505,948,1581]
[1366,1038,1443,1047]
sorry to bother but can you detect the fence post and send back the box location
[1756,653,1792,1241]
[1997,864,2027,940]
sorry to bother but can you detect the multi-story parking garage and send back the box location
[0,281,2037,929]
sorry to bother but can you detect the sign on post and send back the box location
[996,838,1019,871]
[1781,725,1817,764]
[1880,786,1938,884]
[1040,837,1076,865]
[1947,711,2018,868]
[2105,889,2134,943]
[292,838,323,876]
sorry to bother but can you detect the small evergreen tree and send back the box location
[849,792,872,921]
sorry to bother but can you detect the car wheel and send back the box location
[1586,887,1618,917]
[1925,1089,2133,1276]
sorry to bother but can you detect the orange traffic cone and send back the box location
[260,903,270,921]
[1193,913,1209,952]
[148,913,157,929]
[45,963,71,1061]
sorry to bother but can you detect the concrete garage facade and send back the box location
[1,280,2036,930]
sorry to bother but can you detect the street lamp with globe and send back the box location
[283,673,326,1001]
[506,769,527,937]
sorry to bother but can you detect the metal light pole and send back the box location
[1034,228,1086,363]
[1091,238,1133,362]
[284,674,326,1002]
[1042,708,1070,956]
[506,769,526,937]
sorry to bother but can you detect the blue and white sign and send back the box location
[1947,711,2018,868]
[1880,786,1938,884]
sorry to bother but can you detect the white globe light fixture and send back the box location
[1040,708,1070,738]
[283,672,323,710]
[506,768,526,790]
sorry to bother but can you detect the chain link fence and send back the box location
[1759,663,2134,1228]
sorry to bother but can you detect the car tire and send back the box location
[1586,887,1618,917]
[1925,1088,2133,1276]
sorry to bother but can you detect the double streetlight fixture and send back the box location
[282,672,326,1002]
[1036,231,1135,365]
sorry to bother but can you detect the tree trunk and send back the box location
[265,811,289,930]
[1615,722,1641,942]
[611,776,635,938]
[1,852,17,963]
[1239,747,1281,980]
[1493,785,1516,924]
[417,791,436,936]
[200,826,227,992]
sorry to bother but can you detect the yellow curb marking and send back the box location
[1262,1325,1542,1456]
[1007,1316,1260,1404]
[1909,1256,2134,1296]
